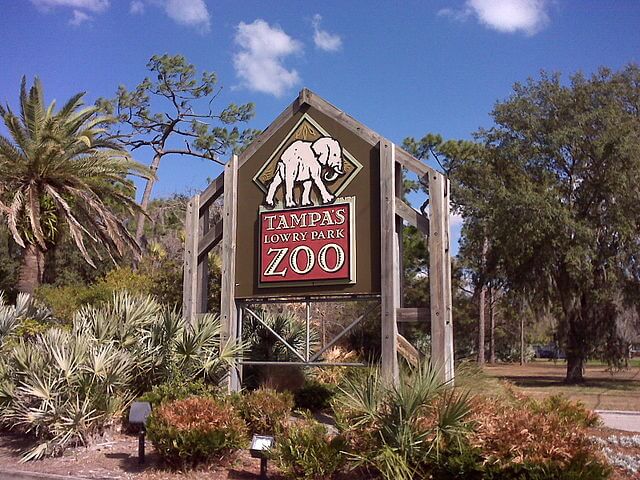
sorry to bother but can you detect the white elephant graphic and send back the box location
[265,137,345,208]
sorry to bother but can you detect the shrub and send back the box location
[469,396,611,480]
[334,362,474,480]
[0,292,53,344]
[0,292,240,460]
[140,377,220,406]
[274,416,347,480]
[0,328,135,461]
[36,283,111,322]
[36,267,154,322]
[528,394,601,428]
[307,347,358,385]
[238,388,293,434]
[294,381,336,412]
[147,396,247,468]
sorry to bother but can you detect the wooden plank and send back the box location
[198,220,223,259]
[443,177,455,380]
[220,154,240,392]
[395,160,404,316]
[396,198,429,235]
[395,147,437,179]
[182,194,200,325]
[397,333,422,368]
[397,307,429,323]
[199,173,224,210]
[428,172,454,383]
[196,205,210,314]
[379,140,399,385]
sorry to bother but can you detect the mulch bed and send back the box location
[0,430,279,479]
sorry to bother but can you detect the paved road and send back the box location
[596,410,640,432]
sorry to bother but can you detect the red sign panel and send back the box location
[259,201,354,285]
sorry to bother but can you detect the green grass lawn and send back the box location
[483,360,640,411]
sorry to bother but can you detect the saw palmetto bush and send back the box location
[243,309,316,362]
[0,291,240,460]
[333,362,474,480]
[0,291,52,343]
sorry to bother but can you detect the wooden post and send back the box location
[395,161,404,312]
[428,173,454,383]
[380,140,399,384]
[220,155,239,392]
[182,194,200,324]
[197,205,210,314]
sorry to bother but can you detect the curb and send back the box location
[0,469,88,480]
[595,410,640,416]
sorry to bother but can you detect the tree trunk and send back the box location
[566,355,584,383]
[478,238,488,366]
[520,313,525,365]
[489,286,496,364]
[478,285,486,366]
[17,244,45,295]
[135,153,162,244]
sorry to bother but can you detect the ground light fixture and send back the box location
[128,401,152,464]
[249,434,274,479]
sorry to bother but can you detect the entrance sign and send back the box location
[183,88,454,392]
[259,198,356,285]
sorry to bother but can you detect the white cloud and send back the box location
[126,0,211,32]
[30,0,109,24]
[30,0,109,12]
[312,14,342,52]
[233,19,303,97]
[164,0,210,33]
[439,0,550,36]
[69,8,90,25]
[129,0,144,14]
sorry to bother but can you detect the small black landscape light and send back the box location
[249,434,274,479]
[128,401,152,464]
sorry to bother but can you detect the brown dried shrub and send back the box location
[147,396,247,468]
[469,396,604,468]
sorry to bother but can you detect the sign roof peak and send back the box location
[236,88,439,177]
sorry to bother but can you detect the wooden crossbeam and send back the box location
[395,199,429,235]
[199,172,224,210]
[397,333,422,367]
[198,220,223,259]
[395,147,437,179]
[397,307,428,323]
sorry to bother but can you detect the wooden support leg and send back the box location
[221,154,240,392]
[379,140,399,385]
[183,194,200,325]
[428,173,454,383]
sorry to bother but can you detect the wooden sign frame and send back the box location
[183,89,454,390]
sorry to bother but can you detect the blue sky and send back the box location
[2,0,640,251]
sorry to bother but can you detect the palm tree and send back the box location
[0,77,150,294]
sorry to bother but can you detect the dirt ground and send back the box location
[484,360,640,411]
[0,431,280,480]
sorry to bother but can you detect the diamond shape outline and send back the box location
[252,113,363,200]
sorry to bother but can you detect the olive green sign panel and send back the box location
[234,103,382,299]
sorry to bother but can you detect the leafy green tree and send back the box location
[0,77,149,294]
[410,66,640,382]
[100,54,259,243]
